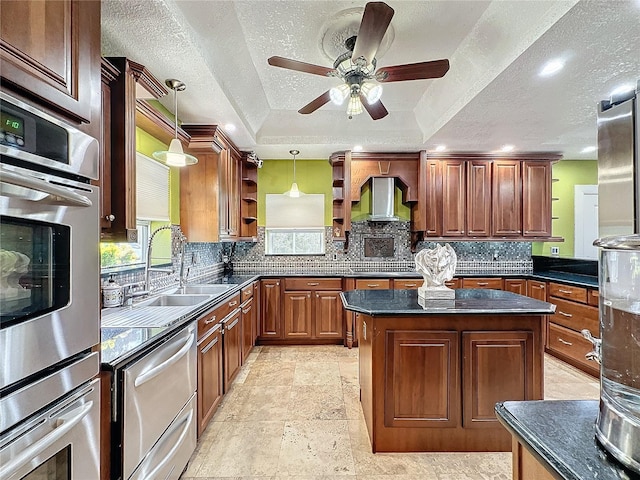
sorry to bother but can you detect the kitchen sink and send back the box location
[169,284,238,296]
[141,294,212,307]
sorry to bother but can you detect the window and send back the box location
[265,193,325,255]
[100,222,149,269]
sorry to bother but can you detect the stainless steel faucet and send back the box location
[145,225,187,291]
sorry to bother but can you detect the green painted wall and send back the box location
[257,159,333,226]
[532,160,598,257]
[135,126,180,225]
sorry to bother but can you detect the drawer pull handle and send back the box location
[403,283,417,287]
[558,311,573,318]
[558,289,573,294]
[228,301,238,307]
[226,318,240,330]
[532,285,544,289]
[477,282,489,286]
[557,338,573,346]
[307,282,319,286]
[201,336,219,354]
[367,284,379,287]
[204,315,217,325]
[242,307,251,314]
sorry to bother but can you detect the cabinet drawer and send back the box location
[548,282,588,303]
[549,297,598,334]
[462,278,503,289]
[587,289,599,307]
[284,277,342,291]
[241,284,253,302]
[547,323,599,375]
[355,279,391,290]
[197,308,221,339]
[444,278,461,289]
[198,293,241,338]
[394,279,422,289]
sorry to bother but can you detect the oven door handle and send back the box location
[141,408,193,480]
[134,332,195,388]
[0,401,93,479]
[0,167,92,207]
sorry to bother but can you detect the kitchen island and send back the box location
[341,288,555,453]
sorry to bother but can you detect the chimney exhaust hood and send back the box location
[369,177,399,221]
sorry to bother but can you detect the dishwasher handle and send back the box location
[141,408,193,480]
[134,331,195,388]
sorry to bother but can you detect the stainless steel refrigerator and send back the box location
[597,80,640,237]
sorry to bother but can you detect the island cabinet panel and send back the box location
[522,161,552,237]
[466,160,492,237]
[283,291,313,339]
[492,160,522,236]
[442,160,467,236]
[504,279,526,295]
[313,291,344,339]
[462,331,534,428]
[384,331,459,428]
[260,279,282,338]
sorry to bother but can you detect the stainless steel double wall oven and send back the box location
[0,91,101,479]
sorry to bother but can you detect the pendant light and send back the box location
[153,79,198,167]
[283,149,304,197]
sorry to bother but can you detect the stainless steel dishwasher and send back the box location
[116,323,197,480]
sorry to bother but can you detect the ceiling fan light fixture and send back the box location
[330,84,350,105]
[346,96,364,117]
[360,82,383,104]
[153,79,198,167]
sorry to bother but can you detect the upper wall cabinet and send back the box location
[0,0,101,136]
[181,125,251,243]
[100,57,173,242]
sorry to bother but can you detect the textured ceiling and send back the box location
[101,0,640,160]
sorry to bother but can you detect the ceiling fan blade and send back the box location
[298,91,332,114]
[351,2,395,66]
[376,59,450,82]
[360,94,388,120]
[268,56,335,77]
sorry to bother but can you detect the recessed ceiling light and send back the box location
[501,145,515,152]
[539,59,565,77]
[610,83,635,97]
[581,146,597,153]
[224,123,236,132]
[353,145,363,152]
[435,145,447,152]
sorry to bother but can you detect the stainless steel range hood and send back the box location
[369,177,399,221]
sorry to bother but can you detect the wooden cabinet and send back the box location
[492,160,522,236]
[241,296,255,363]
[314,291,344,339]
[522,161,552,237]
[219,148,241,240]
[466,160,492,237]
[504,279,526,295]
[329,152,351,241]
[394,279,421,290]
[0,0,101,130]
[240,153,258,239]
[253,281,260,344]
[442,160,466,237]
[283,291,313,339]
[444,278,462,289]
[546,282,599,377]
[197,324,222,437]
[222,308,242,392]
[462,278,504,289]
[425,159,443,237]
[526,280,547,301]
[512,439,556,480]
[355,278,391,290]
[98,59,119,232]
[260,279,282,339]
[462,331,534,428]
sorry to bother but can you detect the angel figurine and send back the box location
[415,244,457,299]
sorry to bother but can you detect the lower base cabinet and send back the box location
[223,308,242,392]
[197,325,223,437]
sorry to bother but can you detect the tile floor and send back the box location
[183,345,599,480]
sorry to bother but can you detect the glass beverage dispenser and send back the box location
[588,235,640,473]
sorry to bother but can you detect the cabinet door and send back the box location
[492,160,522,236]
[466,160,492,237]
[384,330,460,428]
[283,291,312,339]
[253,281,260,343]
[223,310,242,392]
[218,149,231,237]
[425,160,443,236]
[527,280,547,301]
[313,291,343,339]
[0,0,100,124]
[504,279,526,295]
[228,150,241,237]
[197,328,222,437]
[260,279,282,338]
[522,161,551,237]
[241,298,254,363]
[99,59,118,231]
[462,331,534,428]
[442,160,466,236]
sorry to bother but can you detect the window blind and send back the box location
[265,194,325,227]
[136,152,170,221]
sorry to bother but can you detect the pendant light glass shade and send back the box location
[153,79,198,167]
[346,95,364,117]
[284,149,305,197]
[330,83,350,105]
[360,82,383,104]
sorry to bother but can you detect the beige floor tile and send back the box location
[288,385,347,420]
[277,420,356,476]
[339,360,359,387]
[544,381,600,400]
[244,361,296,385]
[294,361,342,385]
[214,385,293,421]
[196,421,285,477]
[342,384,364,421]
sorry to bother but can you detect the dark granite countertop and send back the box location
[341,288,556,316]
[531,271,598,288]
[496,400,637,480]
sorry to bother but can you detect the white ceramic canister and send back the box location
[102,278,123,308]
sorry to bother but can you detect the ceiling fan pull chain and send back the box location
[378,161,390,175]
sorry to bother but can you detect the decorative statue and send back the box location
[415,244,457,299]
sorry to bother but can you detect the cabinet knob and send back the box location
[105,214,115,221]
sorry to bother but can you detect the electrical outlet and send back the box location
[332,253,338,261]
[550,246,560,256]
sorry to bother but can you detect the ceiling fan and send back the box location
[267,1,450,120]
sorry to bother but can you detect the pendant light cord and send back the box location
[174,87,178,139]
